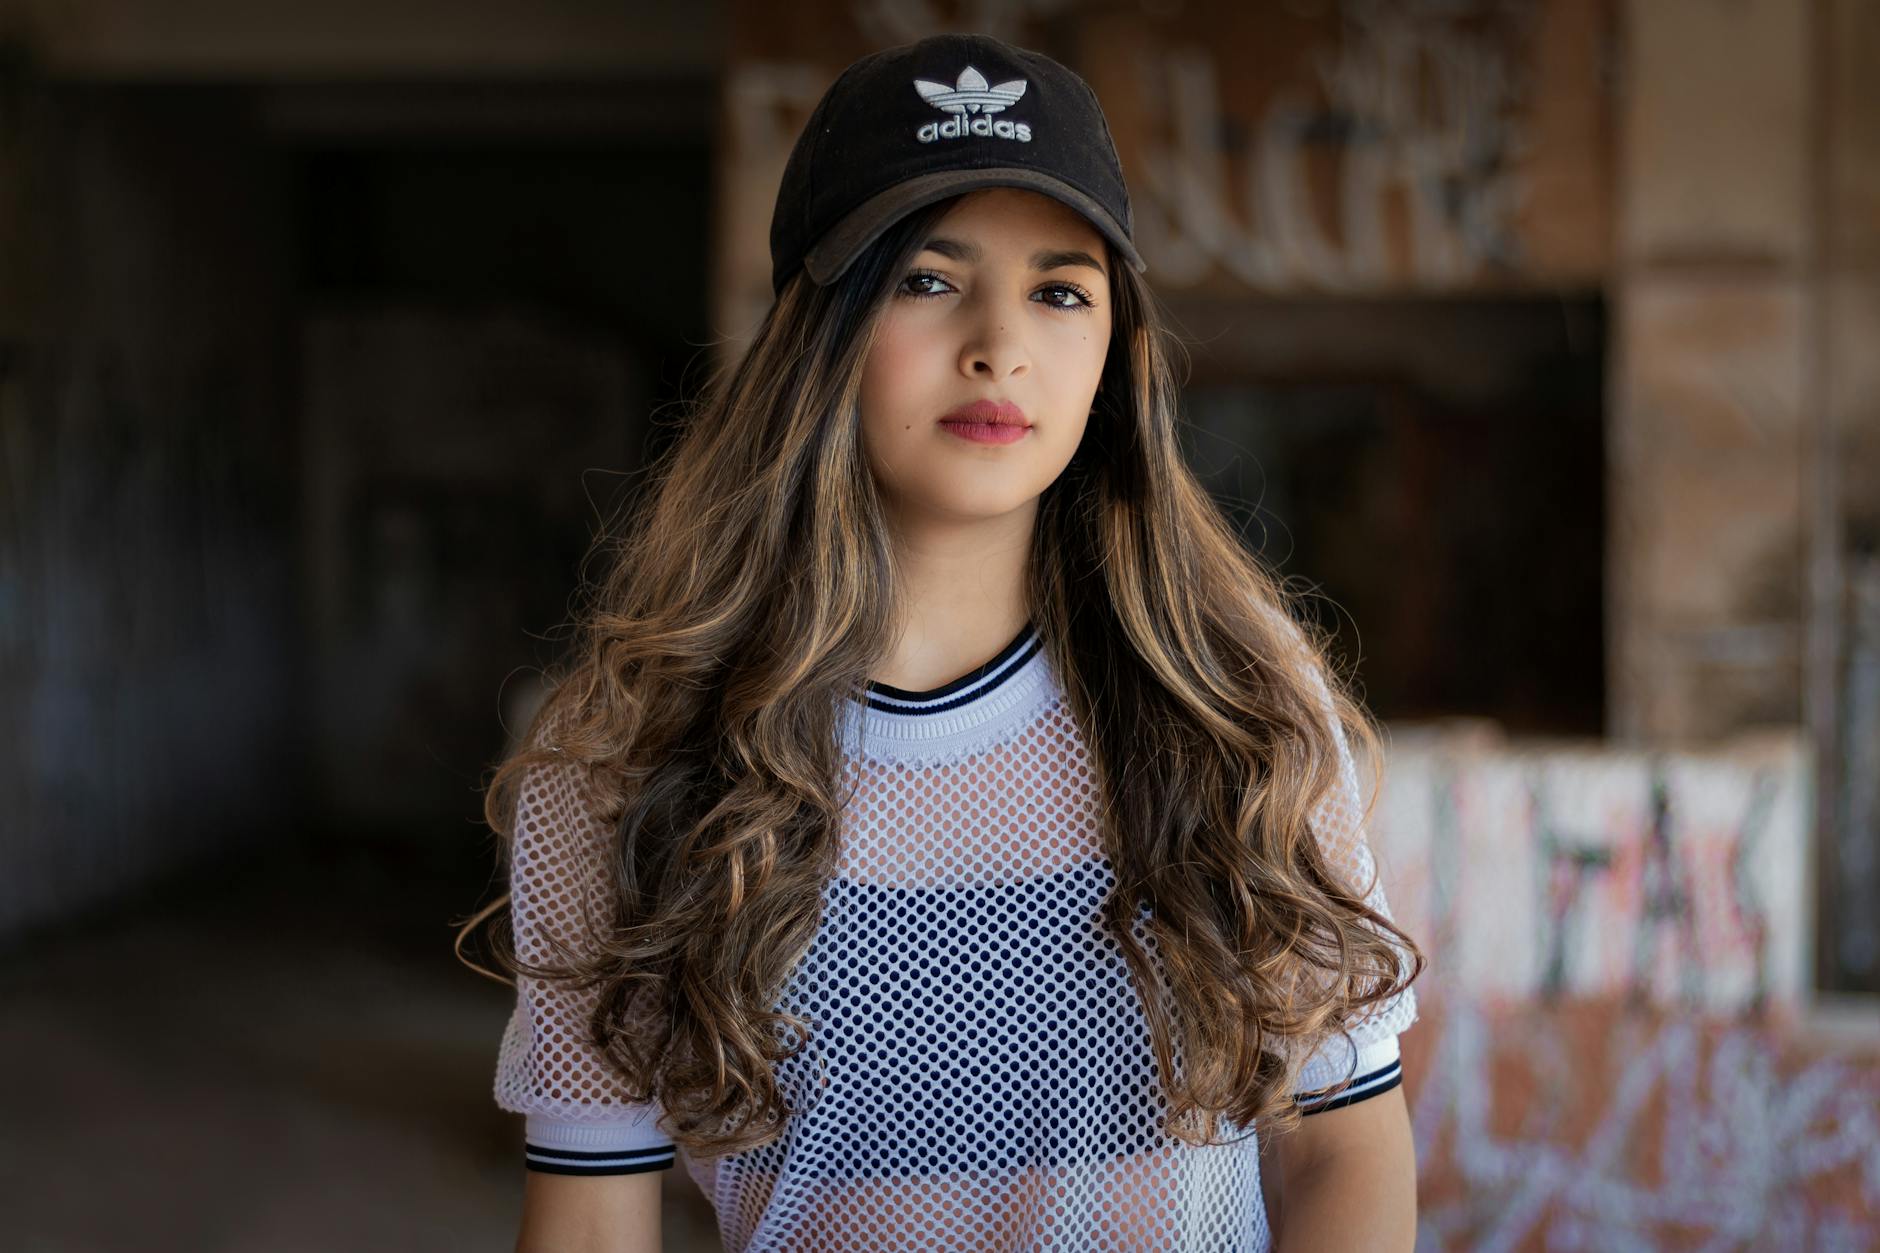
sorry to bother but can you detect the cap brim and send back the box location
[801,167,1147,288]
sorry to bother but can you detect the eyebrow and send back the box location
[919,236,1109,279]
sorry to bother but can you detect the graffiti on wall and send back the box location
[1126,0,1542,290]
[1406,995,1880,1251]
[1371,733,1810,1012]
[1373,730,1879,1246]
[724,0,1605,307]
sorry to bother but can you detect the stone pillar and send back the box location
[1609,0,1811,746]
[1822,0,1880,992]
[1609,0,1880,991]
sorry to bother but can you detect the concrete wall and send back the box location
[0,77,303,940]
[1367,725,1880,1248]
[1374,726,1812,1013]
[1607,0,1812,745]
[1823,0,1880,995]
[1608,0,1880,992]
[714,0,1613,342]
[297,307,645,829]
[0,0,725,941]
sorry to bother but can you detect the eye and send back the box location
[895,269,1099,314]
[898,268,954,299]
[1036,281,1097,312]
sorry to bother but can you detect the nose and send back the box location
[957,293,1030,382]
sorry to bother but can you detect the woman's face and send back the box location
[857,187,1113,529]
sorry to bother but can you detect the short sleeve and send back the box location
[1288,651,1418,1115]
[493,746,677,1175]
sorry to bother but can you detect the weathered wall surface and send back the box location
[1607,0,1812,747]
[716,0,1612,340]
[1368,726,1879,1249]
[1607,0,1880,994]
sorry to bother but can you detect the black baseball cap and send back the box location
[769,33,1148,297]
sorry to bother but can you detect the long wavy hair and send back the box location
[456,192,1423,1157]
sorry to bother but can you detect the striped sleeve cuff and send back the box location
[523,1113,678,1176]
[1294,1032,1403,1116]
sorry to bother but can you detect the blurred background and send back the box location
[1,0,1875,1249]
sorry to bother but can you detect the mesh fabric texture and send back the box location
[494,619,1417,1250]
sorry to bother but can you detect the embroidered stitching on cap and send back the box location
[913,65,1033,143]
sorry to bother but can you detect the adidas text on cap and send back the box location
[769,33,1148,297]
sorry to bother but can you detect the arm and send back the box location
[1261,622,1422,1248]
[517,1171,662,1253]
[1262,1084,1416,1252]
[495,740,678,1251]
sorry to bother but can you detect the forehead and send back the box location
[930,187,1108,254]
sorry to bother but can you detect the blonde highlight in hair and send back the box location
[458,193,1422,1158]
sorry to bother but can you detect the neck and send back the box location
[875,497,1036,692]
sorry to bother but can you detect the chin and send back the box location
[926,480,1043,519]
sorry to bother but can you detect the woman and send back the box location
[463,31,1423,1253]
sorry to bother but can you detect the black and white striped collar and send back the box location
[841,622,1058,761]
[855,621,1043,715]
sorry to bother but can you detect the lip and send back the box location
[939,399,1029,427]
[937,399,1032,446]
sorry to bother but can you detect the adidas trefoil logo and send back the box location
[913,65,1033,144]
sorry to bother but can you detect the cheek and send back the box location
[858,324,938,453]
[861,327,924,468]
[861,323,912,407]
[1077,315,1112,378]
[1045,309,1108,380]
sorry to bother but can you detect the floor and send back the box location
[0,834,723,1253]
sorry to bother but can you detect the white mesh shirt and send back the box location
[495,619,1418,1251]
